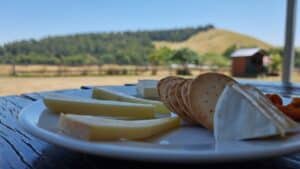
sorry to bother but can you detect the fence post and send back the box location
[11,64,16,76]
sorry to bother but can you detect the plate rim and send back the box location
[18,100,300,163]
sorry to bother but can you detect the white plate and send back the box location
[19,100,300,163]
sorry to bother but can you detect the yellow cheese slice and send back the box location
[59,114,180,140]
[43,94,155,119]
[92,87,169,114]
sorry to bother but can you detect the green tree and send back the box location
[15,53,60,64]
[268,53,282,75]
[222,44,237,58]
[148,47,174,75]
[168,48,199,75]
[200,53,230,68]
[295,50,300,68]
[148,47,174,65]
[100,54,116,64]
[0,46,4,56]
[267,48,300,68]
[267,48,283,56]
[0,25,214,65]
[169,48,199,64]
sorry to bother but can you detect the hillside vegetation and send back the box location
[154,29,273,54]
[0,25,213,65]
[3,25,297,68]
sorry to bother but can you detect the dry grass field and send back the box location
[0,76,165,96]
[0,64,146,76]
[154,29,272,54]
[0,64,299,96]
[1,72,300,96]
[0,69,216,96]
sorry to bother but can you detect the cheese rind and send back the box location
[92,87,169,114]
[214,83,298,140]
[43,94,155,119]
[59,114,180,140]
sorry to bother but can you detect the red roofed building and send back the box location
[231,48,267,77]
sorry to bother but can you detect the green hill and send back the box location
[0,26,275,65]
[154,29,273,54]
[0,25,213,65]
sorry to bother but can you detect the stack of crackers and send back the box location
[157,72,236,129]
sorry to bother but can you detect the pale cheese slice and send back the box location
[59,114,180,140]
[92,87,169,114]
[43,94,155,119]
[214,83,298,140]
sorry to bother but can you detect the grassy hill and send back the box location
[0,25,213,65]
[1,26,276,65]
[154,29,273,55]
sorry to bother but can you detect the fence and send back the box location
[0,64,231,77]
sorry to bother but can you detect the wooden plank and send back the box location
[21,88,93,101]
[0,93,123,169]
[0,86,298,168]
[0,96,49,169]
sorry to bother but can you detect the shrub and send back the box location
[268,54,282,75]
[200,53,230,68]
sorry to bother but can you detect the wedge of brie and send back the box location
[214,83,298,140]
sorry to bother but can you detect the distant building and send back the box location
[231,48,267,77]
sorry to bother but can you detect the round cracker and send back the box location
[181,79,194,119]
[174,79,195,123]
[164,78,184,113]
[168,79,191,121]
[188,73,236,129]
[174,80,189,114]
[157,76,177,102]
[157,76,170,98]
[157,76,169,98]
[159,77,182,112]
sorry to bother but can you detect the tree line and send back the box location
[0,25,213,66]
[1,23,299,70]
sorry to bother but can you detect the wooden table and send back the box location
[1,81,300,169]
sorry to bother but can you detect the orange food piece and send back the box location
[278,104,300,121]
[265,94,272,100]
[265,94,283,105]
[291,98,300,107]
[265,94,300,121]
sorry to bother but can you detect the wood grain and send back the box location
[0,84,299,169]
